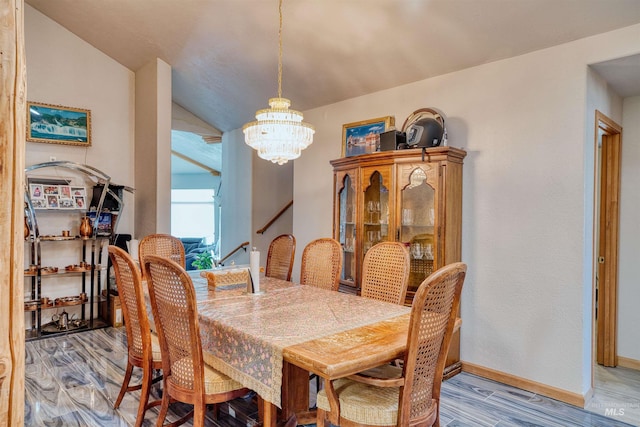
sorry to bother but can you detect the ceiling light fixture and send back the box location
[243,0,314,165]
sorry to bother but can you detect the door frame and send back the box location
[592,110,622,369]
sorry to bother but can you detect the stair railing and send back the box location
[256,200,293,234]
[216,241,250,266]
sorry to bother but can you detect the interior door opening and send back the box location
[593,110,622,368]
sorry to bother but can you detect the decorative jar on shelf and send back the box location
[79,216,93,238]
[24,216,30,239]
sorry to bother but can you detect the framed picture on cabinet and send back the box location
[342,116,394,157]
[26,101,91,147]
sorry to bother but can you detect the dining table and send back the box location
[176,266,412,426]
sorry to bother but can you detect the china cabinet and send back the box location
[23,161,129,340]
[331,146,466,377]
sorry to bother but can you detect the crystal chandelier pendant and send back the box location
[243,0,314,165]
[243,97,314,165]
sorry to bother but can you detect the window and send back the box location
[171,189,215,244]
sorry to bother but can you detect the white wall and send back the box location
[220,128,252,265]
[25,5,135,232]
[293,24,640,397]
[134,58,172,238]
[251,156,294,270]
[220,128,294,268]
[618,95,640,362]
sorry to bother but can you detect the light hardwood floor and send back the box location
[25,327,637,426]
[587,364,640,426]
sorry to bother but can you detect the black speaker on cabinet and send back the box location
[379,130,406,151]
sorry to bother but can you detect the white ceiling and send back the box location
[171,130,222,175]
[25,0,640,174]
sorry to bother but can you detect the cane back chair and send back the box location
[265,234,296,281]
[299,238,343,291]
[316,262,467,427]
[139,233,185,277]
[360,242,411,305]
[143,255,250,427]
[108,245,163,427]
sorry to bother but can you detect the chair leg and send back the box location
[114,360,134,409]
[211,403,220,420]
[134,366,153,427]
[193,404,206,427]
[155,386,171,427]
[317,407,328,427]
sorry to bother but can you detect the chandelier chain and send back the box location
[277,0,283,99]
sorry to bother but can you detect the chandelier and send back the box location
[243,0,314,165]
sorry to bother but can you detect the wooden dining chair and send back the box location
[200,268,249,289]
[360,242,411,305]
[265,234,296,281]
[300,238,343,291]
[299,237,343,400]
[108,245,163,427]
[316,262,467,427]
[143,255,250,427]
[138,233,186,276]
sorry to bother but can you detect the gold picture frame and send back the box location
[27,101,91,147]
[342,116,394,157]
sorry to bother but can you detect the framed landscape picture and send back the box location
[27,101,91,146]
[342,116,394,157]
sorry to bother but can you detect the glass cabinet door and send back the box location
[399,166,436,295]
[337,173,356,286]
[363,170,390,257]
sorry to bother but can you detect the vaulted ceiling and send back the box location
[25,0,640,174]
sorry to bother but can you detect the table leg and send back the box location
[257,397,298,427]
[257,396,277,427]
[282,361,316,425]
[257,361,318,426]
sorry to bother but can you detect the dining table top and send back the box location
[281,312,410,380]
[182,268,411,409]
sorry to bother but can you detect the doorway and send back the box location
[593,110,622,368]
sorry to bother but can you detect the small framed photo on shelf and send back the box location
[31,199,47,209]
[46,195,59,209]
[74,196,86,210]
[29,184,44,200]
[342,116,394,157]
[43,185,59,196]
[59,185,72,199]
[26,101,91,147]
[71,186,86,197]
[59,198,75,209]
